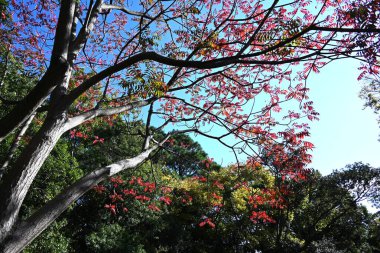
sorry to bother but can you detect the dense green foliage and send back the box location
[14,124,379,252]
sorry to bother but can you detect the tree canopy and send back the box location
[0,0,379,251]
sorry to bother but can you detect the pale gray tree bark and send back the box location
[1,144,163,253]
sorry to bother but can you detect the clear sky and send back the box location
[307,59,380,175]
[194,59,380,175]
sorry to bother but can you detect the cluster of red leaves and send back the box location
[248,191,285,210]
[92,136,104,145]
[248,126,314,185]
[69,129,88,140]
[95,176,183,217]
[69,129,104,145]
[250,211,275,224]
[199,218,216,229]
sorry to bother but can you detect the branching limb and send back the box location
[237,0,279,56]
[67,48,322,105]
[51,0,77,63]
[312,26,380,33]
[0,113,36,179]
[68,0,104,63]
[101,4,156,20]
[0,131,177,253]
[143,103,154,151]
[64,98,153,131]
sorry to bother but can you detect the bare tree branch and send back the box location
[51,0,77,63]
[101,4,156,20]
[312,26,380,33]
[143,103,154,151]
[0,113,36,179]
[64,98,153,131]
[68,0,103,63]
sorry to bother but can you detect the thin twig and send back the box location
[0,112,36,178]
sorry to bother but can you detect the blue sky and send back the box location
[193,59,380,175]
[308,59,380,175]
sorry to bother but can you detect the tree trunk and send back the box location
[0,146,158,252]
[0,0,75,143]
[0,60,69,143]
[0,167,109,253]
[0,112,66,244]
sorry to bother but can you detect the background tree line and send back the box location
[1,113,377,253]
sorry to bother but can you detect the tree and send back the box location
[0,0,379,251]
[270,163,380,252]
[80,161,380,253]
[21,140,83,253]
[360,77,380,138]
[82,161,285,253]
[155,133,218,178]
